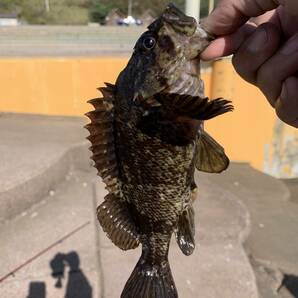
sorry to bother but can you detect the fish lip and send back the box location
[162,3,197,36]
[164,3,196,26]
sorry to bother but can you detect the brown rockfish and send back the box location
[86,3,233,298]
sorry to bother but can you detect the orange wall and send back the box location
[0,58,127,116]
[0,57,276,171]
[206,59,276,171]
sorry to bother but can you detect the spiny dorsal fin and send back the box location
[85,83,120,195]
[195,130,230,173]
[86,84,141,251]
[155,93,234,120]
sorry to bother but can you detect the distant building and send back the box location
[0,13,19,26]
[105,9,125,26]
[140,9,155,26]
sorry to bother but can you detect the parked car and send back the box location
[117,16,143,26]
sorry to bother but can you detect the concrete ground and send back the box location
[200,165,298,298]
[0,113,90,223]
[0,113,297,298]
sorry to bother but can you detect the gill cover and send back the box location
[116,3,212,101]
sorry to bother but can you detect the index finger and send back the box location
[202,0,280,35]
[284,0,298,16]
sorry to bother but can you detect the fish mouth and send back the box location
[148,3,197,37]
[163,3,197,29]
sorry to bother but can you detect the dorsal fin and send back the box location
[85,84,141,251]
[85,83,120,195]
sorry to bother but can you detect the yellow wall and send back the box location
[0,57,278,171]
[206,59,276,171]
[0,58,128,116]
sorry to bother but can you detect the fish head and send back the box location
[116,3,213,101]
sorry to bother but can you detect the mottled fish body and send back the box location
[86,4,233,298]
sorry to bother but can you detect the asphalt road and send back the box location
[0,25,145,57]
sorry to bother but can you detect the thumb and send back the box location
[201,0,279,36]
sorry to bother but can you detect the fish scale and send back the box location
[86,4,233,298]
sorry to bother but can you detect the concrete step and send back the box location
[0,170,101,298]
[1,113,296,297]
[282,178,298,203]
[203,163,298,297]
[0,113,91,223]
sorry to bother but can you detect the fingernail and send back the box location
[281,36,298,55]
[247,28,268,53]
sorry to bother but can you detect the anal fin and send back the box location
[97,194,140,250]
[176,204,195,256]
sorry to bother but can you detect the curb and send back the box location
[0,141,91,224]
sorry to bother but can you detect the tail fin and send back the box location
[121,255,178,298]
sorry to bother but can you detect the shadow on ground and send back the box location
[27,251,92,298]
[282,275,298,298]
[27,282,46,298]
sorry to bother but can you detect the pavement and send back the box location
[198,164,298,298]
[0,113,90,223]
[0,113,297,298]
[0,26,145,57]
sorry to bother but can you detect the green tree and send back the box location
[88,0,210,22]
[106,0,185,16]
[21,0,47,24]
[0,0,22,13]
[89,0,111,24]
[20,0,89,25]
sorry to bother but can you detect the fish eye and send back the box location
[142,36,156,50]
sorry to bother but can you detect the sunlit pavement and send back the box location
[0,113,297,297]
[0,26,144,57]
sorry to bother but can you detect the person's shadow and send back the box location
[282,274,298,297]
[27,282,46,298]
[50,251,92,298]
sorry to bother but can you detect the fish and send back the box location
[85,3,233,298]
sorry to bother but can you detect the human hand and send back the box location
[201,0,298,128]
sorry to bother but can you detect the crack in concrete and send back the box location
[92,180,105,298]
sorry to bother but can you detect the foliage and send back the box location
[46,6,89,25]
[89,0,112,24]
[89,0,185,19]
[0,0,22,13]
[21,0,89,25]
[20,0,47,24]
[0,0,215,25]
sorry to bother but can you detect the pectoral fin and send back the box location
[155,93,233,120]
[97,194,140,251]
[175,204,195,256]
[195,130,229,173]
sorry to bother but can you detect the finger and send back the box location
[257,32,298,106]
[202,0,279,36]
[275,77,298,128]
[284,0,298,16]
[201,23,256,60]
[277,6,298,38]
[232,23,281,84]
[250,10,276,25]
